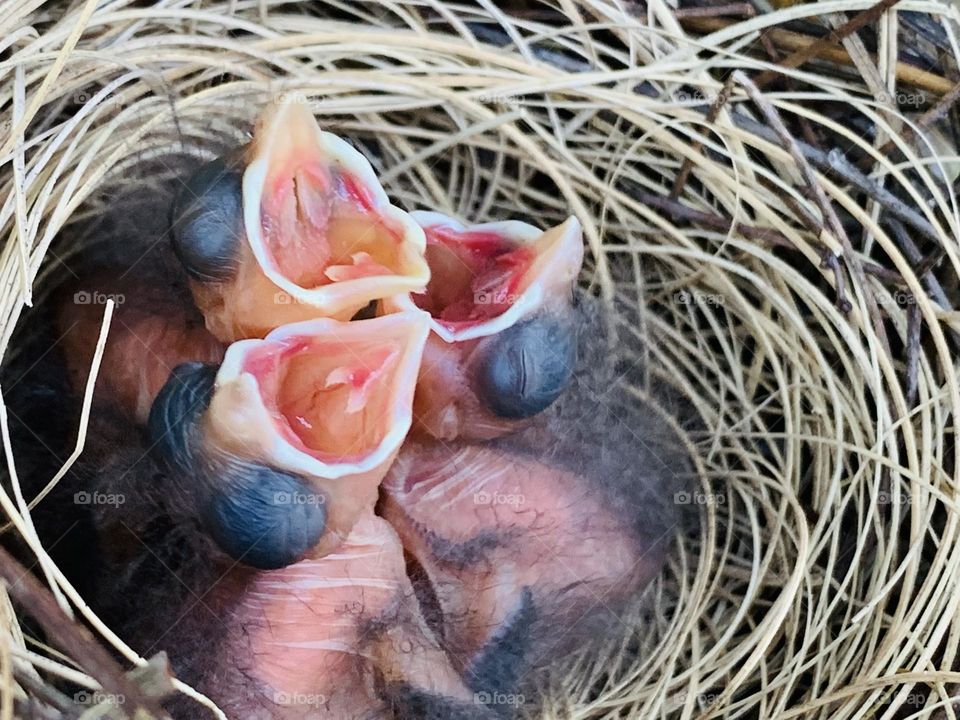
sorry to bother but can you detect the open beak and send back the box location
[381,213,584,440]
[189,312,428,559]
[175,97,430,342]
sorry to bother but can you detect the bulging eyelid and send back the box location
[170,155,244,283]
[472,313,578,420]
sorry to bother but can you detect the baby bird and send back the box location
[172,99,582,443]
[383,212,583,441]
[380,297,693,701]
[170,97,429,341]
[7,100,695,720]
[148,312,428,566]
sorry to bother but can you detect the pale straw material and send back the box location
[1,0,960,718]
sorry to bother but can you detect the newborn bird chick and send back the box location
[380,304,694,700]
[44,233,490,720]
[382,213,583,441]
[176,512,495,720]
[171,97,429,341]
[149,313,428,567]
[20,105,693,720]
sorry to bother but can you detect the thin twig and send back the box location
[736,71,891,352]
[632,189,902,284]
[673,3,755,19]
[633,190,792,246]
[885,218,951,310]
[820,251,854,313]
[670,76,735,199]
[755,0,904,89]
[679,16,954,95]
[757,32,822,148]
[824,148,942,246]
[0,546,167,719]
[738,115,943,246]
[634,84,945,246]
[905,299,921,408]
[858,79,960,171]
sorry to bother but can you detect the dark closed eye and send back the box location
[473,315,577,419]
[202,459,328,570]
[148,362,327,570]
[170,154,244,283]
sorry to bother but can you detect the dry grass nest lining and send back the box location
[2,0,960,718]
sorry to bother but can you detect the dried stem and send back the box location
[736,70,890,351]
[0,547,167,719]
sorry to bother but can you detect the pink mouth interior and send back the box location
[411,225,534,330]
[242,335,403,463]
[260,163,405,289]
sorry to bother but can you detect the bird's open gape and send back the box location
[54,96,691,720]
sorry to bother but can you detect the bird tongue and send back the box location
[222,318,419,467]
[411,225,535,328]
[254,341,400,460]
[322,347,399,415]
[406,215,583,336]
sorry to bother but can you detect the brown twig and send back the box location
[670,75,736,199]
[775,185,852,310]
[757,32,822,148]
[754,0,904,88]
[679,16,954,96]
[884,218,951,310]
[905,299,922,407]
[736,71,891,351]
[914,249,946,281]
[634,82,945,247]
[823,148,942,247]
[633,190,792,246]
[858,79,960,172]
[820,251,854,314]
[0,546,167,719]
[736,75,848,267]
[631,189,902,285]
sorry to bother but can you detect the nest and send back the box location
[2,0,960,718]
